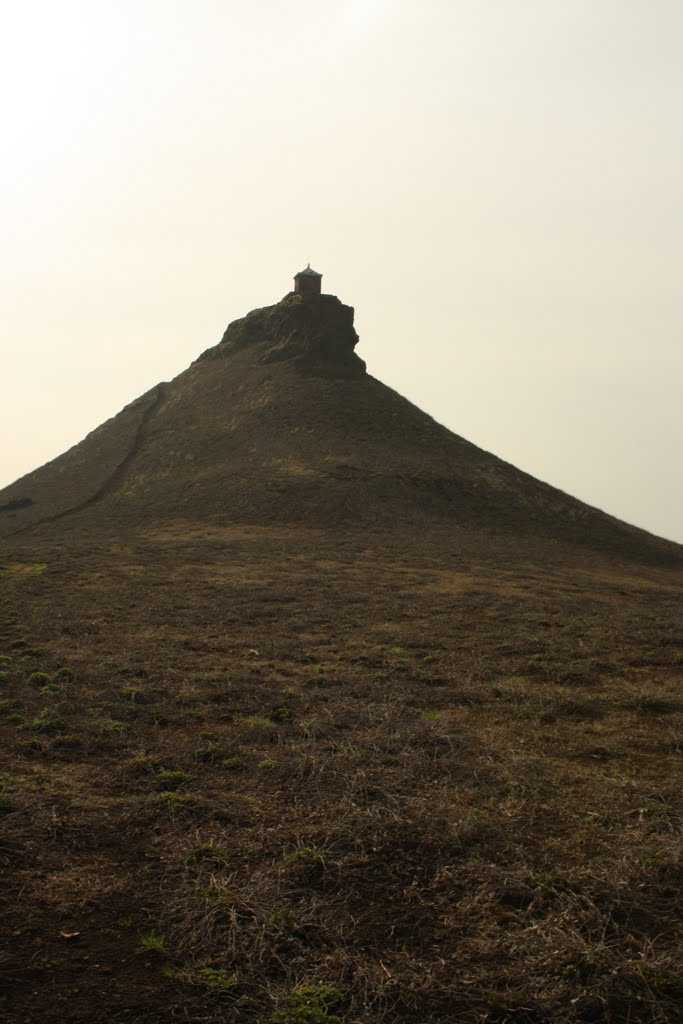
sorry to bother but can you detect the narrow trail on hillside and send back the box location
[7,384,168,538]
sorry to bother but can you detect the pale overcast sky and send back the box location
[2,1,681,542]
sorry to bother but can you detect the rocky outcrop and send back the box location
[198,292,366,379]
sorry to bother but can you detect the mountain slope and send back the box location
[1,291,680,564]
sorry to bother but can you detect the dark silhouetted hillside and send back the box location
[1,290,680,565]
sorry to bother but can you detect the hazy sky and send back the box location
[2,1,682,542]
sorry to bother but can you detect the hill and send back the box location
[1,286,681,1024]
[1,290,680,565]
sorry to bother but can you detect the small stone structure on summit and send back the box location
[294,264,322,300]
[197,267,366,380]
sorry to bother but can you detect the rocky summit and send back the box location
[201,292,367,379]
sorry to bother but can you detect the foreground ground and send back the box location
[1,523,681,1023]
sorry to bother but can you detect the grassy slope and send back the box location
[1,328,680,565]
[0,387,163,536]
[1,523,681,1024]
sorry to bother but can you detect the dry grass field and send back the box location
[1,522,681,1023]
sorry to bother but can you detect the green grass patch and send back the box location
[40,683,62,696]
[155,769,192,790]
[271,983,344,1024]
[0,699,21,716]
[139,930,166,953]
[0,563,47,577]
[25,710,66,735]
[239,715,277,732]
[183,843,230,869]
[154,791,196,813]
[193,742,230,764]
[283,846,327,882]
[29,671,52,687]
[271,705,293,723]
[165,964,237,992]
[125,752,164,775]
[422,709,443,721]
